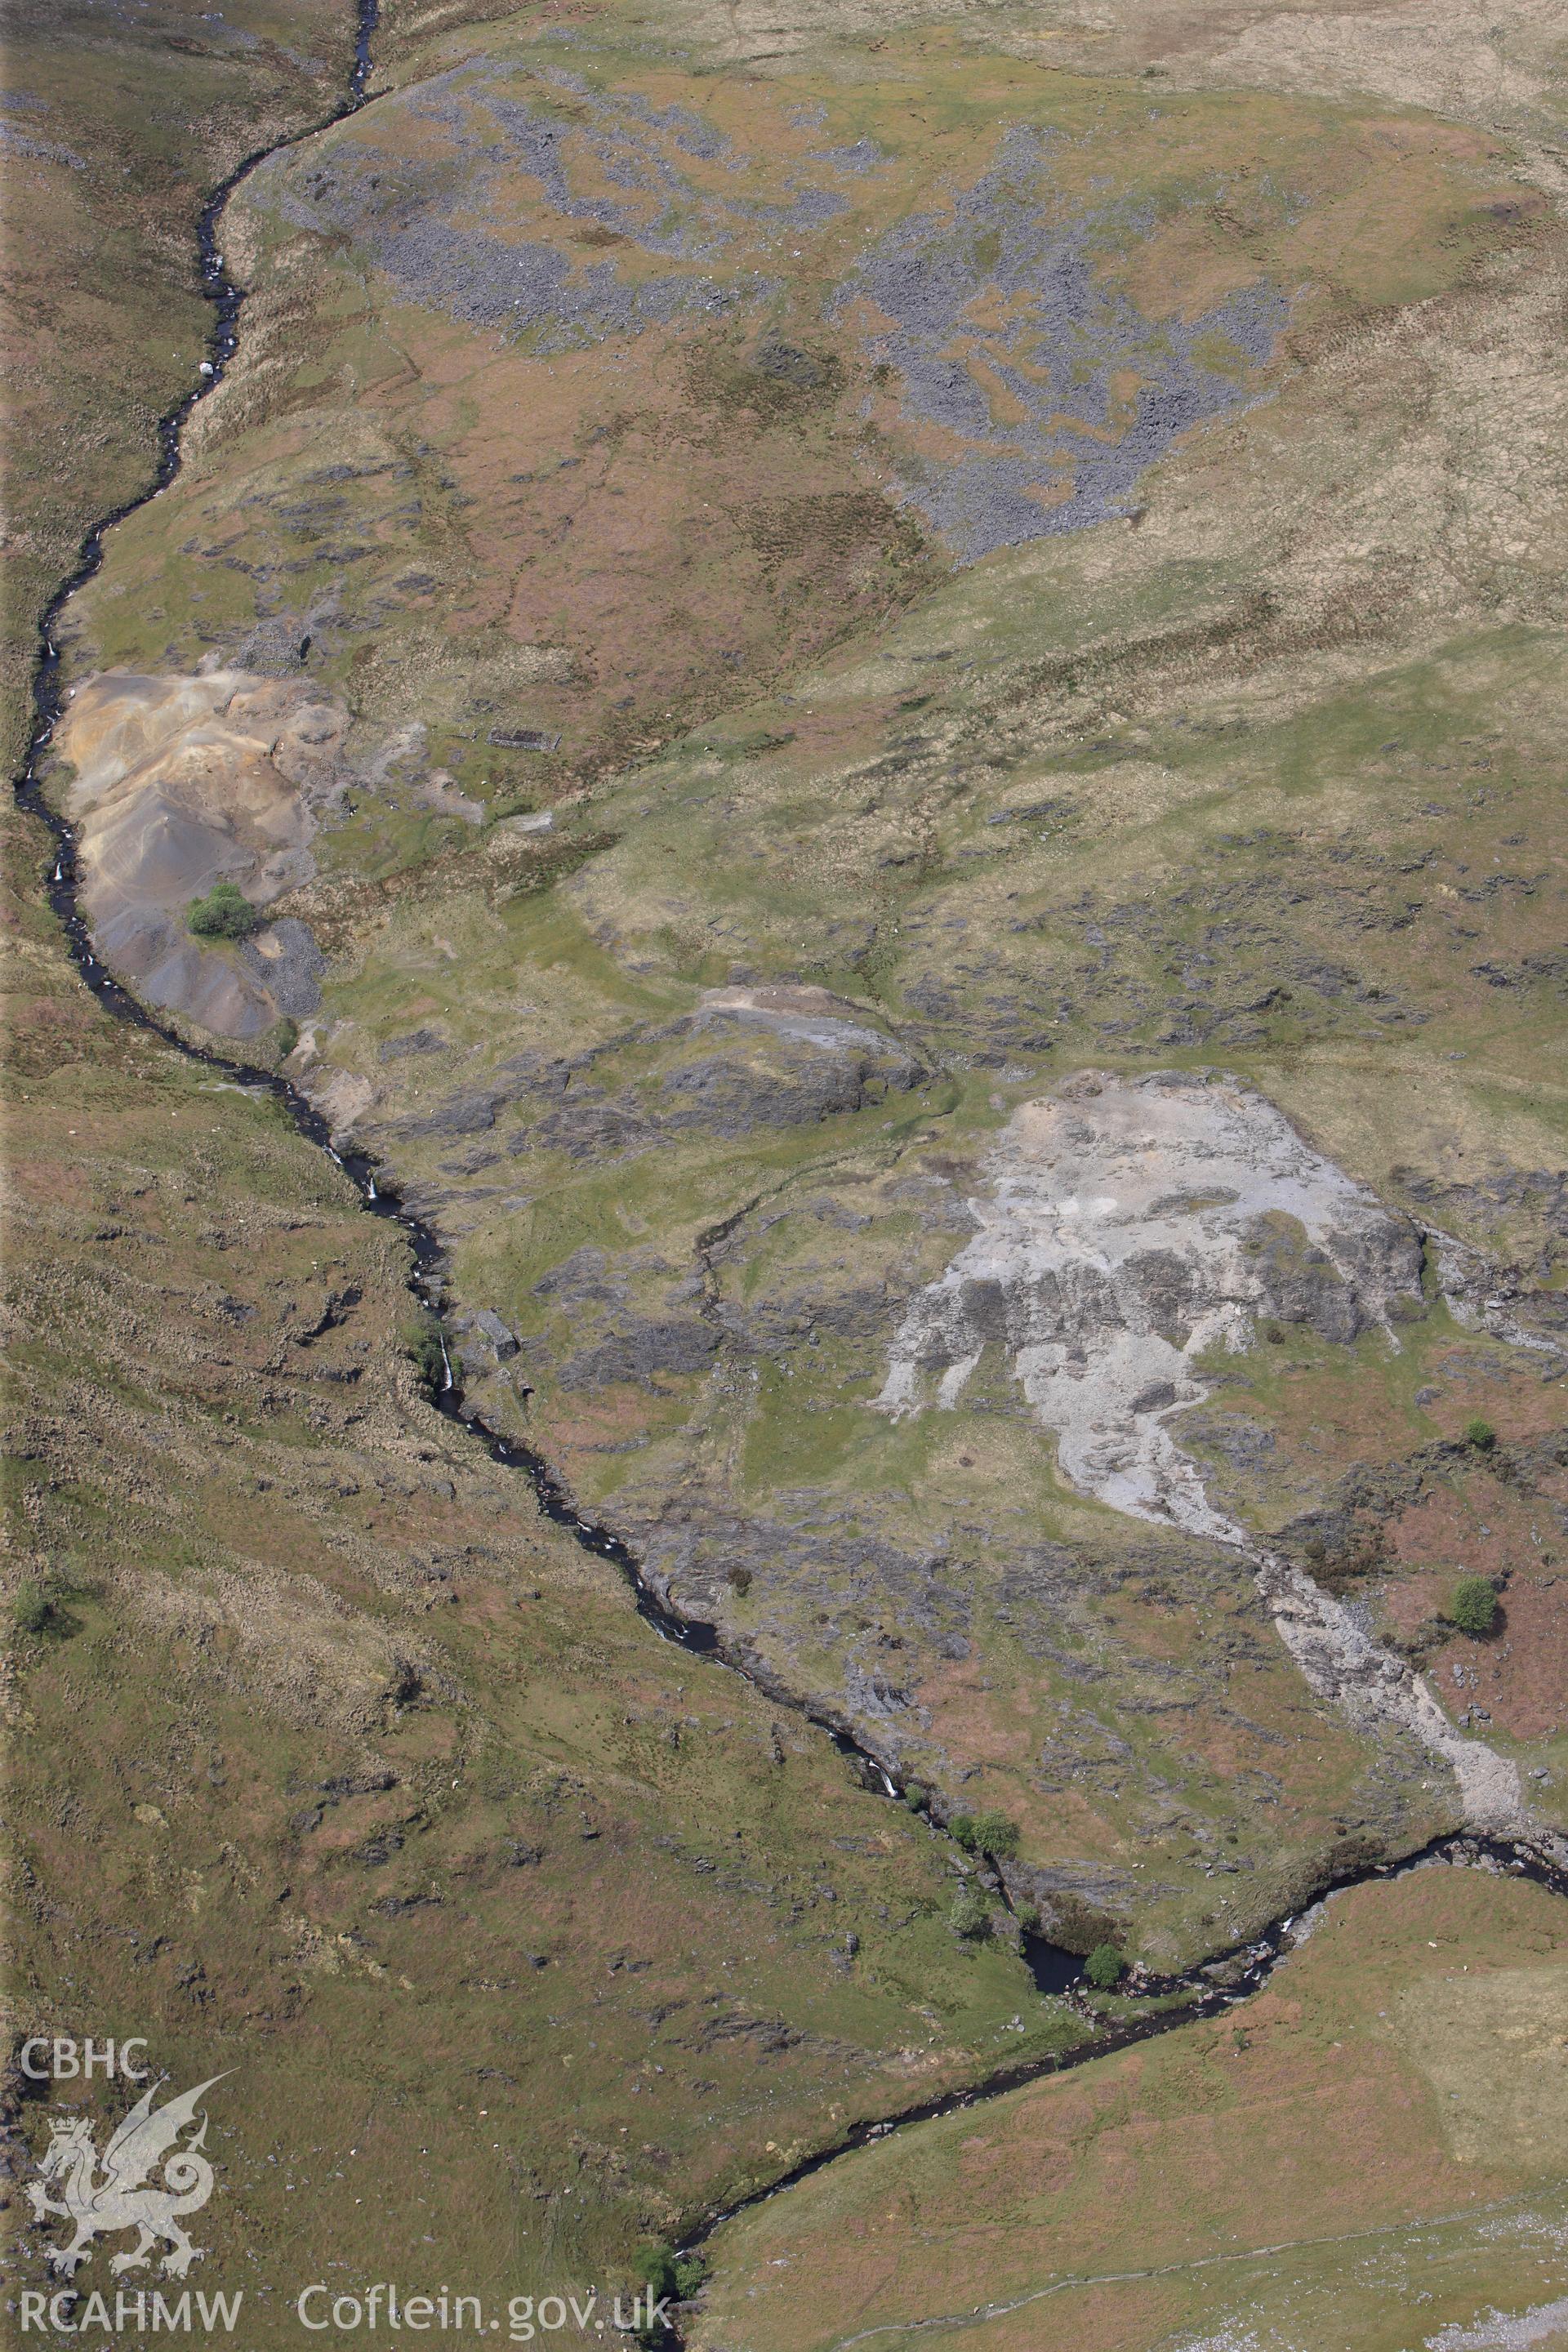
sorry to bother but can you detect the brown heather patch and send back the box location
[1430,1573,1568,1743]
[1376,1463,1568,1740]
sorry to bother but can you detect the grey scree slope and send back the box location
[264,86,1286,557]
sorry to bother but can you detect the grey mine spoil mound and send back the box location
[877,1070,1525,1831]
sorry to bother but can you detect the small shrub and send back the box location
[1448,1575,1498,1637]
[949,1812,978,1851]
[187,880,260,940]
[636,2244,707,2304]
[1083,1943,1125,1991]
[12,1579,52,1636]
[403,1314,448,1396]
[724,1565,752,1597]
[969,1808,1020,1859]
[1463,1416,1497,1452]
[636,2246,678,2305]
[951,1889,992,1942]
[902,1781,929,1813]
[1014,1901,1041,1935]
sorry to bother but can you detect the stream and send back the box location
[675,1829,1568,2290]
[12,6,1568,2340]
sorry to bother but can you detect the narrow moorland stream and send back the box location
[12,7,1568,2337]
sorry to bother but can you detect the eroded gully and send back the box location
[12,6,1568,2331]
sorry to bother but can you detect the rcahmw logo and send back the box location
[20,2289,243,2336]
[24,2069,231,2287]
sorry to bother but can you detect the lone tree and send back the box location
[188,880,259,940]
[974,1809,1020,1858]
[1463,1416,1497,1452]
[951,1888,993,1942]
[12,1579,51,1635]
[1083,1943,1125,1991]
[1448,1575,1498,1637]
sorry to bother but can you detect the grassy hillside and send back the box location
[38,0,1568,1962]
[690,1868,1568,2350]
[7,0,1568,2334]
[1,860,1063,2323]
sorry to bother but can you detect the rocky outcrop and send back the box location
[1429,1227,1568,1361]
[658,986,925,1137]
[448,1306,520,1378]
[558,1316,719,1391]
[483,984,924,1165]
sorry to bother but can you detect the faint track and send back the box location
[818,2189,1567,2351]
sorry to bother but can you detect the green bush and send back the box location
[948,1808,1020,1857]
[1083,1943,1125,1990]
[12,1579,52,1636]
[187,880,260,939]
[635,2244,707,2304]
[1014,1901,1041,1935]
[403,1315,448,1396]
[902,1781,929,1813]
[1448,1575,1498,1637]
[1463,1417,1497,1452]
[951,1888,993,1941]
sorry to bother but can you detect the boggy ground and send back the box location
[687,1865,1568,2352]
[38,0,1568,1971]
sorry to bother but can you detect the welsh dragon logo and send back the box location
[26,2074,229,2278]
